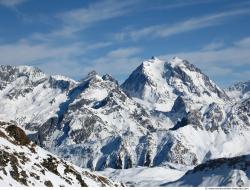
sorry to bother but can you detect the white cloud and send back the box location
[115,8,250,41]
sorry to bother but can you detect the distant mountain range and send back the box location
[0,57,249,187]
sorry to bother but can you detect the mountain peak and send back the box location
[122,57,228,112]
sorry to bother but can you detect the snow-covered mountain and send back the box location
[122,56,229,112]
[121,57,250,166]
[0,121,119,187]
[0,56,249,187]
[163,154,250,187]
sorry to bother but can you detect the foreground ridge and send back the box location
[0,121,119,187]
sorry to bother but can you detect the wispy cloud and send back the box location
[234,37,250,48]
[146,0,222,11]
[201,41,225,51]
[59,0,137,25]
[0,0,27,7]
[115,8,250,41]
[41,0,141,39]
[0,41,81,65]
[57,0,211,35]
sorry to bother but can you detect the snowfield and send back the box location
[99,163,190,186]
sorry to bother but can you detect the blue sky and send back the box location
[0,0,249,87]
